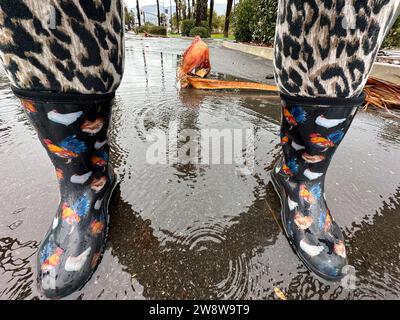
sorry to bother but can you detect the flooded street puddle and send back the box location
[1,35,400,299]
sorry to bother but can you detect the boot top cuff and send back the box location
[11,86,115,104]
[280,92,365,107]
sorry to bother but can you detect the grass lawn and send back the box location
[168,33,235,40]
[210,33,235,40]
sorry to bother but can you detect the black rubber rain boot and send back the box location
[14,88,117,299]
[271,93,365,281]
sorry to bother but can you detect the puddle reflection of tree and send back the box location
[179,89,285,184]
[376,111,400,145]
[108,97,128,170]
[173,89,202,180]
[0,237,38,299]
[160,52,165,90]
[107,180,282,299]
[345,186,400,298]
[142,47,148,87]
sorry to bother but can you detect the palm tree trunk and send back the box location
[156,0,161,26]
[195,0,207,26]
[182,2,187,20]
[209,0,214,32]
[224,0,233,38]
[136,0,141,26]
[175,0,180,32]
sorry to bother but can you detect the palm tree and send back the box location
[124,7,135,30]
[175,0,180,32]
[136,0,141,26]
[187,0,191,19]
[209,0,214,32]
[224,0,233,38]
[156,0,161,26]
[181,1,187,20]
[195,0,207,26]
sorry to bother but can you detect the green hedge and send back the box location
[181,19,196,36]
[233,0,277,44]
[233,0,256,42]
[148,25,167,35]
[251,0,277,44]
[182,19,210,38]
[135,24,167,36]
[189,27,209,38]
[199,21,210,35]
[135,25,146,33]
[383,16,400,48]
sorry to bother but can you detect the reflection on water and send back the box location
[0,35,400,299]
[0,237,38,300]
[347,187,400,300]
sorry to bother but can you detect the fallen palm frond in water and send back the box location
[364,77,400,112]
[179,38,400,113]
[186,76,278,92]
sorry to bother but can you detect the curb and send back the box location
[222,41,274,60]
[370,62,400,85]
[222,41,400,85]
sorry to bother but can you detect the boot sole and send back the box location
[270,170,344,282]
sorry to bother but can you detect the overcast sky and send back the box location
[124,0,227,8]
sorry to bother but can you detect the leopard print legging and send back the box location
[0,0,124,94]
[274,0,400,98]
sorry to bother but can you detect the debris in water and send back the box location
[179,38,400,113]
[274,287,287,300]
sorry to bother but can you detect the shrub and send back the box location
[189,26,209,38]
[183,20,210,37]
[383,16,400,48]
[136,24,167,36]
[251,0,278,44]
[199,21,211,36]
[148,25,167,35]
[144,22,154,29]
[233,0,256,42]
[181,19,196,36]
[135,25,145,33]
[233,0,277,44]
